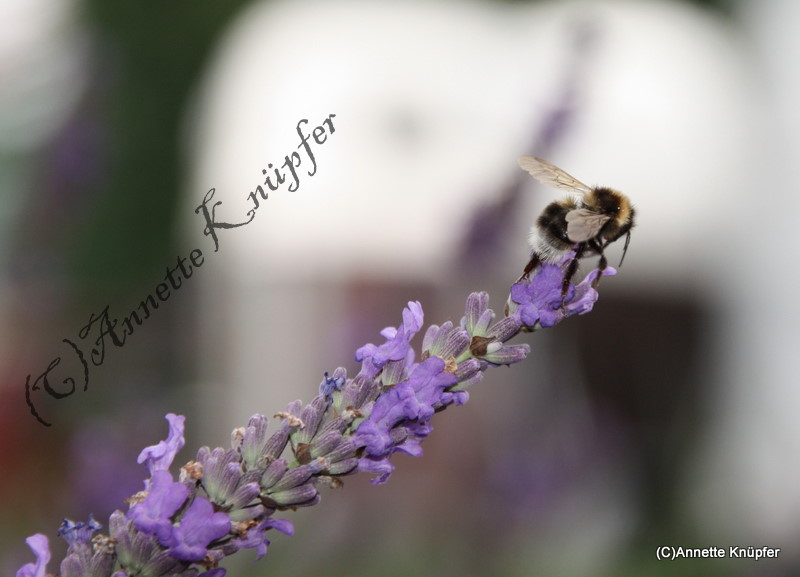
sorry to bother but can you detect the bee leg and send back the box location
[517,252,541,282]
[560,243,587,303]
[618,229,632,267]
[561,258,579,298]
[590,240,607,289]
[593,255,607,288]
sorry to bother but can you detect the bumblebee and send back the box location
[517,156,635,294]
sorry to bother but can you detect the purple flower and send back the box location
[197,447,248,509]
[422,321,470,360]
[58,516,102,547]
[199,569,227,577]
[136,413,186,477]
[291,395,328,446]
[233,412,293,470]
[356,383,420,457]
[508,258,616,329]
[407,357,459,420]
[462,292,494,337]
[393,420,434,458]
[460,292,529,368]
[261,460,325,508]
[355,301,423,371]
[15,534,50,577]
[58,517,116,577]
[232,414,269,470]
[357,420,435,485]
[509,264,568,328]
[110,510,183,576]
[565,266,616,316]
[356,454,396,484]
[127,469,189,542]
[353,357,457,483]
[319,370,345,399]
[164,496,231,562]
[478,342,530,366]
[230,518,294,560]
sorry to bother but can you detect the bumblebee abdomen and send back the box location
[536,202,571,240]
[530,199,575,261]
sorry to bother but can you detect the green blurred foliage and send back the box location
[69,0,255,298]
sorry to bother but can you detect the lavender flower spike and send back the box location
[15,237,622,575]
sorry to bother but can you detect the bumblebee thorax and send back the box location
[589,187,632,223]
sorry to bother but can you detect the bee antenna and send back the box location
[618,230,632,268]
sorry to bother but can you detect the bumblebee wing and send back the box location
[565,208,610,242]
[518,156,594,196]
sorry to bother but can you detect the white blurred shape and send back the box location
[188,0,561,281]
[0,0,87,151]
[686,0,800,550]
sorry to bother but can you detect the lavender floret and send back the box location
[127,469,189,542]
[162,497,230,562]
[136,413,185,477]
[16,535,50,577]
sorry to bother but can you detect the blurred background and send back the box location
[2,0,798,575]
